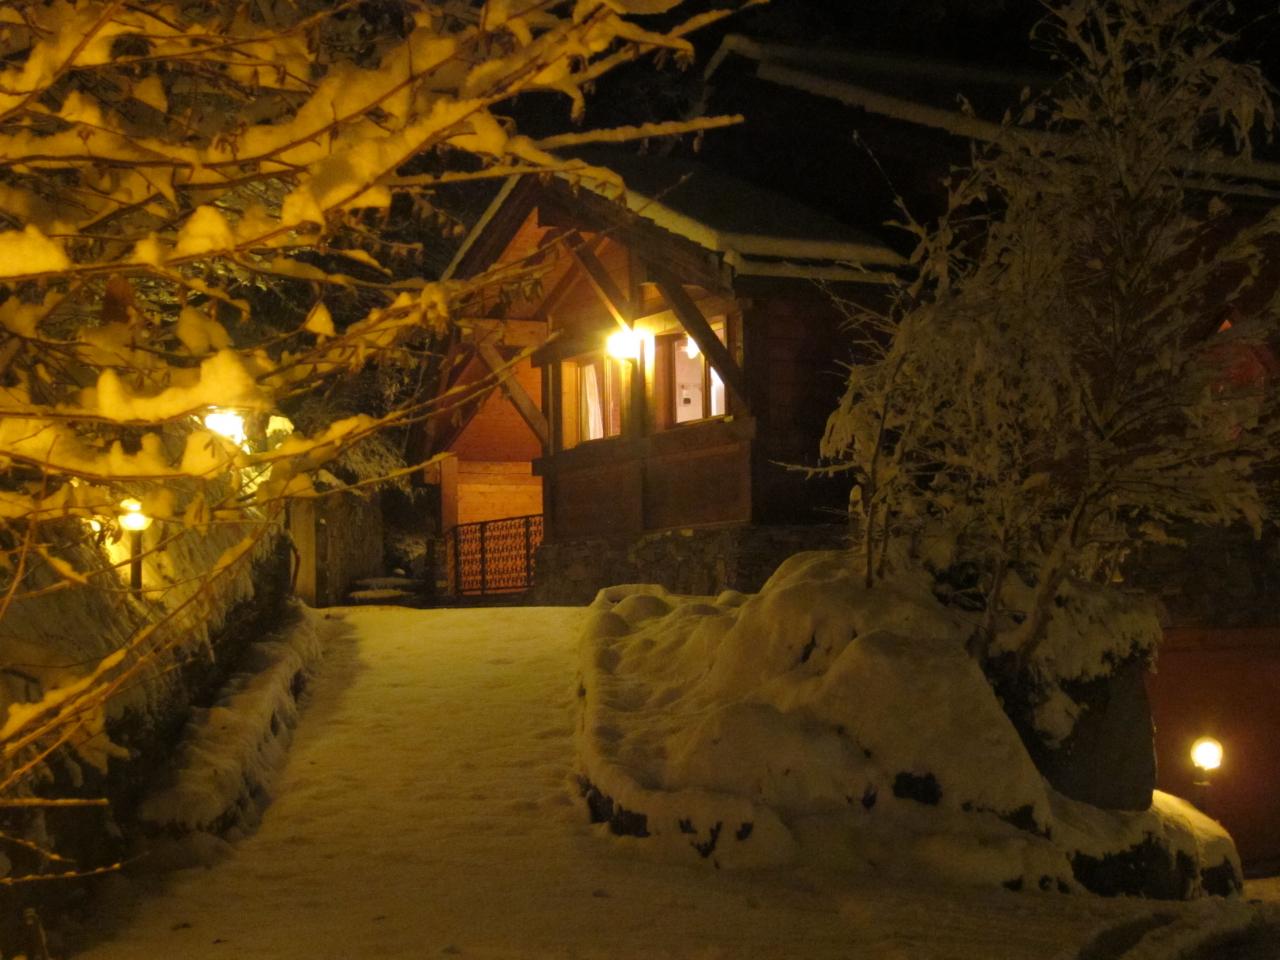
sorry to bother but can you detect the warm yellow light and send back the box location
[118,498,152,532]
[1191,736,1223,772]
[684,336,700,360]
[266,414,294,438]
[606,327,642,361]
[204,409,247,447]
[87,518,102,533]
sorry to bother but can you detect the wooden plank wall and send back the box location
[451,358,543,463]
[457,461,542,525]
[551,458,644,541]
[449,358,544,525]
[744,294,853,524]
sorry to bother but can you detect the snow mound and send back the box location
[138,605,339,834]
[575,551,1239,894]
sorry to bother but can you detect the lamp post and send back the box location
[1190,735,1224,814]
[118,498,152,598]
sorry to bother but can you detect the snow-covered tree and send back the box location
[0,0,741,881]
[822,0,1279,670]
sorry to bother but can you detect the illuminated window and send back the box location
[670,321,726,424]
[561,352,623,448]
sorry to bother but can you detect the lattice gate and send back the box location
[447,514,543,597]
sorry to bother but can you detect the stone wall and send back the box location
[289,491,385,606]
[532,523,849,604]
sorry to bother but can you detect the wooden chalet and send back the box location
[423,151,904,601]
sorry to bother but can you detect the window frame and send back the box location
[660,318,728,428]
[560,350,624,450]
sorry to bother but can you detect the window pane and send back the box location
[604,360,623,437]
[709,366,725,417]
[560,360,580,449]
[674,336,705,424]
[582,363,604,440]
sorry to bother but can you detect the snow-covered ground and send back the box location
[75,606,1276,960]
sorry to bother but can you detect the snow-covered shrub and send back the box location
[575,552,1240,896]
[821,0,1279,673]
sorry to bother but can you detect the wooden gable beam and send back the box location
[568,232,632,329]
[476,341,551,451]
[536,244,592,321]
[652,267,750,414]
[426,349,491,455]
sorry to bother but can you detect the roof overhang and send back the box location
[445,163,905,285]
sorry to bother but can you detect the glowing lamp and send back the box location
[684,336,700,360]
[204,409,248,447]
[1191,736,1223,773]
[606,328,642,361]
[118,498,152,532]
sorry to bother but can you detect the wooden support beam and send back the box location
[545,355,562,454]
[652,267,750,414]
[569,233,631,329]
[537,250,590,321]
[457,318,549,348]
[476,341,551,450]
[428,351,489,455]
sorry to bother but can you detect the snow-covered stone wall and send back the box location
[574,551,1241,897]
[289,492,384,606]
[535,523,848,604]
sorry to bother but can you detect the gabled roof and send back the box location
[705,35,1051,120]
[705,34,1280,194]
[444,149,904,284]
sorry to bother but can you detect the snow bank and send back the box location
[138,605,338,835]
[575,551,1239,894]
[1056,898,1279,960]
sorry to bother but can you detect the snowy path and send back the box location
[77,607,1242,960]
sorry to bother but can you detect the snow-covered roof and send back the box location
[707,34,1280,190]
[582,149,904,275]
[705,35,1053,114]
[444,150,904,283]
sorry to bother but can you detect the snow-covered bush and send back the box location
[0,0,741,884]
[821,0,1279,674]
[576,552,1241,896]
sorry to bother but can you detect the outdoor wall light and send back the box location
[118,498,151,598]
[117,498,152,533]
[684,336,700,360]
[203,408,248,448]
[606,328,642,361]
[1191,736,1224,773]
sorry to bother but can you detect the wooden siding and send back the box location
[743,295,855,524]
[644,441,751,530]
[541,418,754,541]
[450,358,543,463]
[549,454,644,541]
[457,460,542,526]
[547,237,632,334]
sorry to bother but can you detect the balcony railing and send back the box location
[447,514,543,596]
